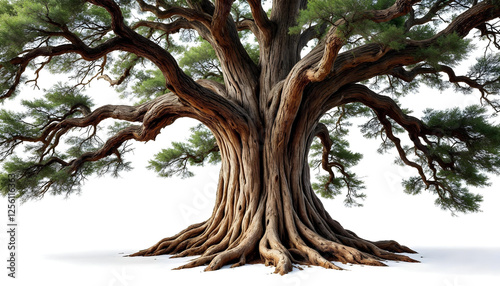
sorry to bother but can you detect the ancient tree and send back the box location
[2,0,500,274]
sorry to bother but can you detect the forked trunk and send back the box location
[130,2,419,272]
[3,0,500,276]
[130,111,418,274]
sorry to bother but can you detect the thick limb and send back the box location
[245,0,274,44]
[2,92,198,199]
[332,84,499,213]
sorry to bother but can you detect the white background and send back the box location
[1,58,500,286]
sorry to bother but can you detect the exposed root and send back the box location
[372,240,418,254]
[130,189,418,275]
[230,255,246,268]
[335,235,420,263]
[296,243,344,270]
[173,254,216,270]
[128,222,207,257]
[173,237,258,272]
[205,248,242,271]
[130,216,420,275]
[259,236,294,275]
[130,217,419,275]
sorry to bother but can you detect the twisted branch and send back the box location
[246,0,273,45]
[305,0,420,82]
[389,64,500,111]
[332,84,493,212]
[135,0,212,27]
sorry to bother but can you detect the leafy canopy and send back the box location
[0,84,132,200]
[0,0,500,214]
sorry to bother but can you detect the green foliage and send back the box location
[291,0,407,38]
[0,0,137,97]
[406,24,436,41]
[0,84,93,159]
[0,110,37,146]
[0,0,123,99]
[0,84,133,201]
[423,106,500,178]
[22,83,93,124]
[369,23,406,50]
[417,33,473,68]
[466,53,500,96]
[291,0,475,69]
[243,42,260,65]
[402,106,500,213]
[0,147,132,200]
[179,40,223,82]
[309,104,369,206]
[0,0,75,56]
[293,0,371,31]
[128,69,167,103]
[0,155,73,199]
[148,124,220,178]
[0,0,114,61]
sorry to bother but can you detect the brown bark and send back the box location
[3,0,499,276]
[130,114,418,274]
[126,0,499,274]
[122,0,499,275]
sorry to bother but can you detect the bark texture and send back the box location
[124,0,499,274]
[4,0,499,275]
[130,119,419,274]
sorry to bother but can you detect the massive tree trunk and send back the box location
[8,0,495,276]
[125,0,500,275]
[130,91,418,274]
[2,0,500,277]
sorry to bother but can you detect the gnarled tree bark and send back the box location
[126,0,499,274]
[3,0,499,275]
[130,113,418,274]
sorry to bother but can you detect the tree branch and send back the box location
[275,0,419,141]
[1,92,199,198]
[97,54,141,87]
[70,92,196,173]
[132,19,197,34]
[314,123,337,191]
[363,0,421,23]
[305,0,500,115]
[404,0,450,31]
[9,102,150,162]
[1,36,129,100]
[305,0,420,82]
[235,18,259,35]
[84,0,254,124]
[211,0,235,42]
[312,122,365,206]
[329,84,499,212]
[134,0,212,28]
[298,24,327,54]
[389,64,500,111]
[246,0,274,45]
[476,21,500,50]
[433,0,500,39]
